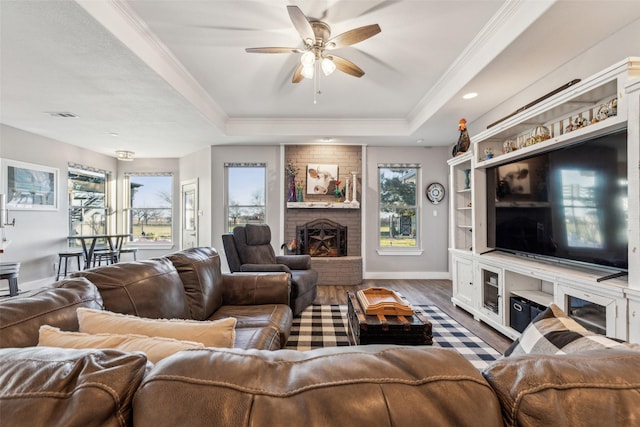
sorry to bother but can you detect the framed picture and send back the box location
[2,159,58,210]
[306,164,338,194]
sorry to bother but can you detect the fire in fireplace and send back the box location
[296,218,347,257]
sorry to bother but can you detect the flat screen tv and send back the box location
[486,129,628,271]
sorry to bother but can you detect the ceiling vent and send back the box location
[46,112,79,118]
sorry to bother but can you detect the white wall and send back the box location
[364,146,450,279]
[0,124,117,287]
[179,146,212,248]
[0,124,180,290]
[209,145,283,272]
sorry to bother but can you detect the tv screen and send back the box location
[486,130,628,270]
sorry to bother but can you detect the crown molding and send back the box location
[76,0,228,131]
[407,0,557,133]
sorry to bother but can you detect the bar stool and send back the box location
[118,247,138,261]
[0,262,20,297]
[93,250,119,266]
[57,251,84,280]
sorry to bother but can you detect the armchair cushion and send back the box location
[164,247,225,320]
[276,255,312,270]
[245,223,272,245]
[233,224,278,264]
[240,263,291,273]
[221,272,290,306]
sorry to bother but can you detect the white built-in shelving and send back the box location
[448,57,640,342]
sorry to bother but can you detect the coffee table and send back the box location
[346,291,433,345]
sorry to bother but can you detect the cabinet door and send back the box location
[628,299,640,344]
[478,263,503,324]
[453,256,476,307]
[555,284,627,340]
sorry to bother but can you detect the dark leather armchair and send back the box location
[222,224,318,315]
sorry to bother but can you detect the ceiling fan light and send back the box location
[321,57,336,76]
[301,65,314,79]
[300,51,315,67]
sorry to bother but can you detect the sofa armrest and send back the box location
[221,273,291,306]
[240,263,291,273]
[275,255,312,270]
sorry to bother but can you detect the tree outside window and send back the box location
[225,164,266,233]
[126,174,172,243]
[379,166,419,248]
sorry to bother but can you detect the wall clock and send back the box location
[426,182,445,204]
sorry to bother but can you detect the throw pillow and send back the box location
[503,303,627,357]
[77,308,236,348]
[38,325,204,364]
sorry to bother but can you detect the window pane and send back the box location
[379,167,418,248]
[226,166,265,233]
[129,175,172,243]
[68,167,107,239]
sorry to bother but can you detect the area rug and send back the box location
[285,304,502,369]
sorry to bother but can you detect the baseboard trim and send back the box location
[363,271,451,280]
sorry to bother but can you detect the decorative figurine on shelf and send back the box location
[451,118,471,157]
[483,147,494,160]
[296,181,304,202]
[286,159,299,202]
[333,181,345,201]
[464,168,471,189]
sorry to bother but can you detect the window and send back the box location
[68,165,108,237]
[378,164,419,249]
[124,173,173,243]
[225,163,266,233]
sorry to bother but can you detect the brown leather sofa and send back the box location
[0,247,293,350]
[1,247,639,426]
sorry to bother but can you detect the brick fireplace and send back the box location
[284,145,363,285]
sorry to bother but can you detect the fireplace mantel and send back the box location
[287,201,360,209]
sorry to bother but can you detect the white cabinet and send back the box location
[451,252,477,312]
[555,282,628,340]
[447,152,473,252]
[447,58,639,342]
[626,289,640,344]
[478,263,503,325]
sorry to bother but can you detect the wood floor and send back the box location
[314,279,513,354]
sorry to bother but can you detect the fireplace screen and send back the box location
[297,219,347,257]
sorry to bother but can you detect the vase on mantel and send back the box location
[288,175,297,202]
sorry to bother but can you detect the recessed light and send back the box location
[416,139,424,144]
[462,92,478,100]
[109,132,119,137]
[321,137,334,143]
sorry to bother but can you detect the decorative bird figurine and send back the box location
[452,118,471,157]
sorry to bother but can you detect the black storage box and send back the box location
[510,296,546,333]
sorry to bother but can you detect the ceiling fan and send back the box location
[245,5,381,83]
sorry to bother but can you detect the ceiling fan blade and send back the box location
[287,5,315,44]
[326,24,381,49]
[292,64,304,83]
[329,55,365,78]
[245,47,303,54]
